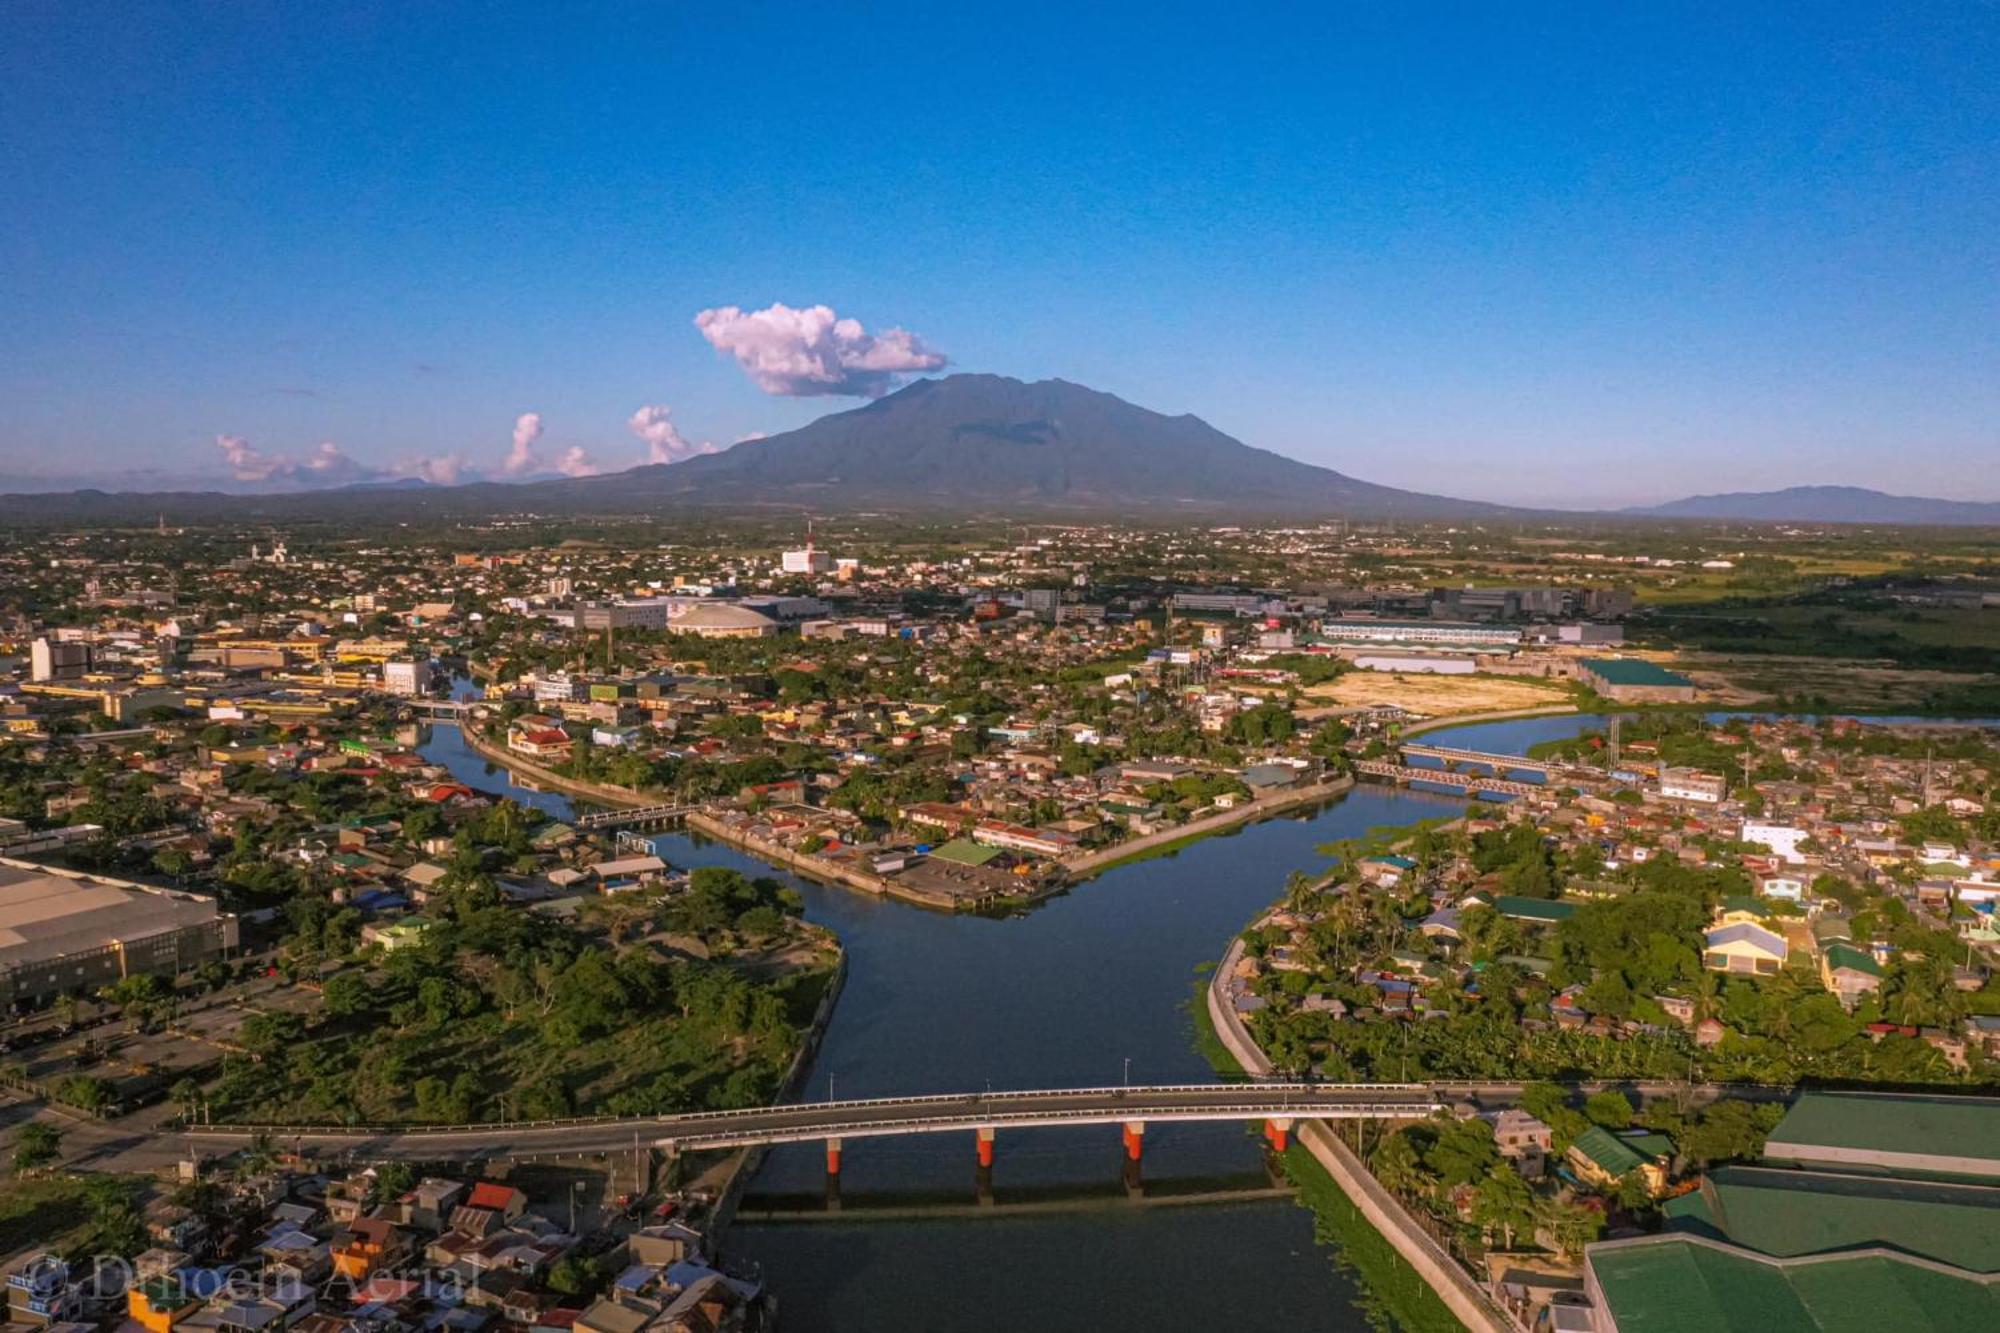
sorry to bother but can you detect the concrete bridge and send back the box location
[1399,742,1555,776]
[184,1082,1444,1189]
[576,802,698,831]
[1355,759,1543,799]
[404,698,472,718]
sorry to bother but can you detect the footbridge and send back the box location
[1399,742,1555,776]
[404,698,472,718]
[1355,759,1544,799]
[576,802,698,831]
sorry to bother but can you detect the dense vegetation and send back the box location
[208,867,835,1125]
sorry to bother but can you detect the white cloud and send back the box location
[555,445,600,477]
[399,453,475,485]
[695,302,946,397]
[215,433,284,482]
[214,434,378,487]
[627,404,720,466]
[501,411,543,476]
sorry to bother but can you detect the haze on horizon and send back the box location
[2,3,1994,509]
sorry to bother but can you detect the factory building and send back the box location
[0,858,238,1009]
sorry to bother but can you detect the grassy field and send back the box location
[0,1176,92,1251]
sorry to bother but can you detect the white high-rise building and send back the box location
[383,660,433,697]
[30,638,93,683]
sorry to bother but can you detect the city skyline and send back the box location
[3,4,1996,506]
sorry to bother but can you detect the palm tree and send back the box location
[1370,1132,1431,1198]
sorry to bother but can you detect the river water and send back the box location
[421,698,1994,1329]
[417,712,1463,1330]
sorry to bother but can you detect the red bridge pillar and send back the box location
[1264,1117,1294,1153]
[975,1125,996,1205]
[1121,1120,1146,1195]
[824,1138,843,1211]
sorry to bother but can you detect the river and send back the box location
[417,709,1463,1330]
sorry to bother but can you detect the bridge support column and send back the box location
[975,1126,996,1205]
[824,1139,842,1211]
[1264,1117,1294,1154]
[1121,1120,1146,1196]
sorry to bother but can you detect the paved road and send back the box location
[22,1078,1803,1172]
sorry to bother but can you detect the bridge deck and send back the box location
[188,1083,1443,1159]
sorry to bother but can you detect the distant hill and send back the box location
[0,375,1521,523]
[1627,485,2000,526]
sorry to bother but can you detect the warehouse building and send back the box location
[1315,619,1522,649]
[1586,1092,2000,1329]
[0,858,239,1009]
[1577,656,1697,703]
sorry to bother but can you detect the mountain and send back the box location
[550,374,1516,518]
[0,375,1521,523]
[1628,485,2000,526]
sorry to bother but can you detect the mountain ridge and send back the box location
[1626,484,2000,526]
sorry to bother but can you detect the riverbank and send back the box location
[683,812,1042,913]
[1063,775,1356,879]
[1206,937,1510,1333]
[450,717,657,809]
[1398,705,1580,740]
[709,948,850,1236]
[456,714,1363,913]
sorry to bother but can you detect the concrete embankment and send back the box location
[1398,705,1580,741]
[452,720,657,809]
[1062,776,1356,881]
[1206,938,1512,1333]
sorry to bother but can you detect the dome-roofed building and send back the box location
[669,601,779,638]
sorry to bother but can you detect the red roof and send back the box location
[466,1181,519,1211]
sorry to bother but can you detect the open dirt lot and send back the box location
[1300,672,1575,718]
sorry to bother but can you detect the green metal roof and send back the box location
[1588,1235,2000,1332]
[1765,1094,2000,1179]
[1821,943,1884,978]
[1580,657,1694,687]
[1572,1125,1648,1177]
[1494,895,1577,922]
[1683,1165,2000,1274]
[927,838,1001,868]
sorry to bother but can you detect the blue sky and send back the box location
[2,3,1994,505]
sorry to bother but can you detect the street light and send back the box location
[1123,1057,1131,1088]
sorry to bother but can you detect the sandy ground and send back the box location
[1677,652,1998,710]
[1301,672,1574,717]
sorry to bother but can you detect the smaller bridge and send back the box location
[1357,760,1543,799]
[404,698,472,718]
[577,803,698,830]
[1399,742,1555,776]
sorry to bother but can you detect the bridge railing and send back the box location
[187,1081,1437,1138]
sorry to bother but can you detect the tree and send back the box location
[1583,1090,1634,1131]
[320,972,371,1021]
[1540,1199,1605,1259]
[1682,1100,1773,1166]
[1471,1163,1536,1249]
[12,1121,60,1171]
[1370,1131,1432,1197]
